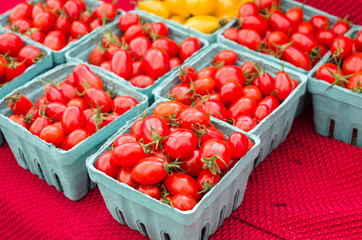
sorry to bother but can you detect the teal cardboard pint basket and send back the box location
[86,99,260,240]
[0,0,123,64]
[66,10,209,100]
[0,62,148,201]
[308,25,362,147]
[0,28,53,146]
[153,43,308,168]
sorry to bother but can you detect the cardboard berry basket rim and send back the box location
[0,0,124,64]
[307,25,362,147]
[86,99,261,240]
[65,10,209,100]
[0,28,53,146]
[0,61,148,201]
[153,42,308,169]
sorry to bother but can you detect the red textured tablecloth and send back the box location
[1,1,362,239]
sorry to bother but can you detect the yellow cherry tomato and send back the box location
[184,15,220,34]
[165,0,190,18]
[185,0,217,16]
[215,0,240,19]
[169,15,186,24]
[138,1,170,19]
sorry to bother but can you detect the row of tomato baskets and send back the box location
[0,0,361,239]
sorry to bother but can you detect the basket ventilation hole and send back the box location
[53,172,63,192]
[329,119,335,136]
[136,220,149,237]
[218,206,226,227]
[36,161,45,180]
[161,232,170,240]
[253,149,263,169]
[232,189,240,211]
[17,148,29,169]
[200,223,210,240]
[116,209,126,225]
[352,128,357,146]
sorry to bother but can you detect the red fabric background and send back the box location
[1,1,361,239]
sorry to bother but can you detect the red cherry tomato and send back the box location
[70,21,90,39]
[118,13,140,32]
[170,57,182,70]
[316,63,345,85]
[241,85,262,102]
[330,36,354,59]
[268,11,293,34]
[149,22,169,37]
[113,134,139,147]
[94,2,117,21]
[84,88,112,113]
[29,117,51,136]
[237,29,263,51]
[199,139,231,173]
[179,107,210,130]
[296,21,315,36]
[136,185,161,199]
[140,116,170,144]
[342,53,362,75]
[5,60,27,81]
[169,84,194,105]
[310,15,331,30]
[228,97,257,120]
[202,100,229,121]
[61,106,87,134]
[240,15,269,36]
[212,49,238,65]
[124,25,147,43]
[200,127,226,146]
[238,2,259,17]
[112,96,139,115]
[142,48,170,80]
[274,71,293,101]
[197,169,220,193]
[266,31,289,51]
[73,64,104,91]
[45,102,67,121]
[315,29,337,48]
[43,30,67,51]
[179,37,201,61]
[130,75,155,88]
[346,72,362,91]
[61,129,90,150]
[132,156,168,185]
[214,65,245,90]
[64,0,82,22]
[152,37,179,59]
[0,33,24,57]
[95,152,120,178]
[116,167,136,187]
[164,173,201,200]
[9,3,32,23]
[8,114,30,129]
[67,98,89,110]
[285,7,304,25]
[228,132,249,159]
[171,193,197,211]
[223,28,239,42]
[234,114,257,132]
[33,11,56,34]
[164,129,198,160]
[290,33,318,54]
[129,36,152,60]
[332,19,351,36]
[281,45,312,71]
[112,142,145,167]
[39,124,65,148]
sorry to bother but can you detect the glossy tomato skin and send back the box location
[310,15,331,30]
[179,107,210,130]
[240,15,269,36]
[116,167,136,187]
[197,169,220,192]
[238,2,259,18]
[45,85,68,104]
[237,29,263,51]
[61,129,89,150]
[111,49,134,80]
[223,28,239,42]
[282,46,312,71]
[130,75,155,88]
[7,93,33,115]
[269,11,293,34]
[73,64,104,92]
[136,185,161,199]
[132,156,168,185]
[285,7,304,25]
[9,115,30,129]
[199,139,232,172]
[180,149,203,177]
[197,66,218,80]
[259,95,280,111]
[169,84,194,105]
[39,125,65,148]
[0,33,24,57]
[131,119,143,138]
[124,25,147,43]
[129,36,152,60]
[6,61,27,81]
[33,11,56,34]
[164,129,198,160]
[342,53,362,75]
[228,132,250,159]
[153,101,186,124]
[142,48,170,79]
[43,30,67,51]
[228,97,257,120]
[112,96,139,115]
[70,21,90,39]
[118,13,139,32]
[170,57,182,70]
[179,66,197,84]
[266,31,289,51]
[212,49,238,65]
[18,45,42,67]
[214,65,245,90]
[84,88,112,113]
[274,71,293,101]
[200,127,226,146]
[179,37,201,61]
[164,173,201,200]
[254,104,272,122]
[67,98,89,110]
[111,142,145,167]
[61,106,87,134]
[113,134,139,147]
[201,100,228,121]
[234,114,257,132]
[171,193,197,211]
[290,33,318,54]
[9,2,32,23]
[95,152,120,178]
[29,117,51,136]
[315,29,337,48]
[94,2,117,20]
[45,102,67,121]
[139,116,170,144]
[241,86,262,103]
[316,63,341,84]
[330,36,353,59]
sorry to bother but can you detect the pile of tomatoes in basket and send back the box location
[168,49,299,132]
[6,64,139,150]
[87,12,202,89]
[223,0,351,70]
[0,33,45,85]
[5,0,118,50]
[316,28,362,92]
[96,101,254,211]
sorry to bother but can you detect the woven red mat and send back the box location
[0,0,362,239]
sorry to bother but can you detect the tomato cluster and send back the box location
[167,49,298,132]
[6,64,139,150]
[223,1,352,70]
[316,29,362,92]
[95,101,254,211]
[5,0,118,50]
[87,12,202,89]
[0,33,44,86]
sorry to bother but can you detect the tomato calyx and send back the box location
[140,126,170,153]
[33,52,46,64]
[24,108,39,124]
[273,41,294,59]
[5,93,22,110]
[198,180,215,194]
[201,155,227,175]
[244,61,261,84]
[89,102,108,132]
[308,46,323,63]
[162,109,180,127]
[164,157,183,174]
[159,185,173,206]
[191,123,207,147]
[9,23,20,33]
[102,29,121,47]
[338,14,353,25]
[325,62,355,91]
[4,57,26,70]
[210,61,225,69]
[351,80,362,93]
